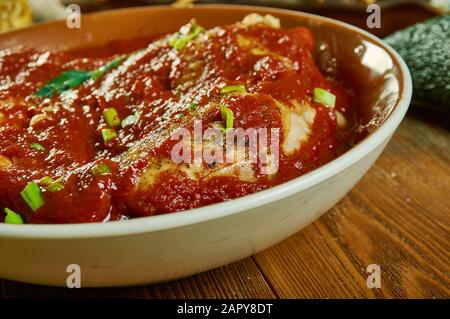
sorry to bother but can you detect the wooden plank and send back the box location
[0,258,276,299]
[253,115,450,298]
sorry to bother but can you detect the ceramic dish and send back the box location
[0,5,411,287]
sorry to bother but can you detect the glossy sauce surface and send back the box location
[0,20,358,223]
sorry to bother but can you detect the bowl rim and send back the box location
[0,4,412,239]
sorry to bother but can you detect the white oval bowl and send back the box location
[0,5,412,287]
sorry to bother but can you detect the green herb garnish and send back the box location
[103,108,121,128]
[121,114,137,128]
[91,163,111,176]
[170,22,204,50]
[30,143,46,152]
[313,88,336,108]
[91,56,126,81]
[35,56,127,98]
[211,121,226,133]
[188,103,198,113]
[38,176,64,192]
[101,128,118,144]
[4,207,24,224]
[46,182,64,192]
[220,105,234,129]
[20,181,44,212]
[39,176,54,186]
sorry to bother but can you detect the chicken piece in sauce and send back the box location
[0,14,355,223]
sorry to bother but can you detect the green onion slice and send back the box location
[91,163,111,176]
[170,37,189,51]
[220,84,246,95]
[101,128,118,144]
[30,143,46,152]
[103,108,121,128]
[91,56,127,81]
[4,207,24,224]
[211,121,226,133]
[170,22,204,50]
[121,114,137,128]
[313,88,336,108]
[35,56,128,98]
[188,103,198,113]
[46,181,64,192]
[20,181,45,212]
[220,105,234,129]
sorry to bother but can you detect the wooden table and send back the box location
[0,4,448,299]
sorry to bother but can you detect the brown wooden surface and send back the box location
[1,109,449,299]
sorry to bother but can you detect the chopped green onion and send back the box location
[103,108,121,127]
[251,48,269,56]
[336,111,347,127]
[170,37,190,51]
[35,56,128,97]
[220,105,234,129]
[90,70,102,82]
[101,128,118,144]
[170,23,204,50]
[191,24,204,35]
[121,114,137,128]
[220,84,246,95]
[175,113,185,119]
[30,143,46,152]
[20,181,44,212]
[220,106,227,121]
[0,155,12,167]
[46,181,64,192]
[39,176,54,186]
[91,56,127,81]
[226,112,234,129]
[313,88,336,108]
[91,163,111,176]
[4,207,24,224]
[35,70,90,98]
[188,103,198,113]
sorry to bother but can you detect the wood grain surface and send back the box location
[1,109,449,299]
